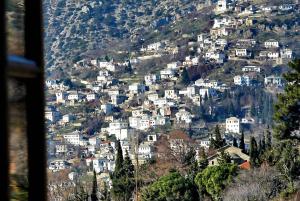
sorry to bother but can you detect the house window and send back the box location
[1,0,46,200]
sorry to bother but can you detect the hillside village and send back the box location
[45,0,299,199]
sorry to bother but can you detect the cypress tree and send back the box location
[91,170,98,201]
[123,150,135,201]
[212,125,224,149]
[181,67,190,85]
[114,140,124,177]
[198,147,208,170]
[249,137,259,167]
[239,131,245,153]
[233,137,238,147]
[261,134,266,152]
[266,128,272,149]
[100,182,110,201]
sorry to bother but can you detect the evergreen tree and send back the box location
[211,125,224,149]
[91,170,98,201]
[122,150,135,201]
[70,185,89,201]
[273,59,300,140]
[181,67,190,85]
[100,182,110,201]
[232,137,238,147]
[198,147,208,170]
[217,151,231,165]
[249,137,259,167]
[239,131,245,153]
[266,128,272,149]
[204,92,208,102]
[114,140,124,177]
[261,134,266,152]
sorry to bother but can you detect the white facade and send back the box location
[49,160,70,171]
[225,117,240,134]
[280,48,293,59]
[145,74,159,85]
[101,103,114,114]
[175,109,193,124]
[264,40,279,48]
[160,69,175,79]
[86,93,96,101]
[63,131,81,145]
[199,88,216,98]
[56,92,67,103]
[234,75,250,86]
[165,89,177,99]
[264,76,282,86]
[235,49,248,57]
[45,111,60,122]
[108,121,128,136]
[129,83,146,94]
[242,66,261,73]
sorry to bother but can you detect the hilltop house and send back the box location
[264,75,283,87]
[234,75,251,86]
[175,109,193,124]
[264,39,279,49]
[225,117,240,134]
[207,145,250,166]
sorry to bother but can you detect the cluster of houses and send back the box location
[45,0,297,191]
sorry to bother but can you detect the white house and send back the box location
[205,51,225,63]
[147,134,157,142]
[264,39,279,49]
[107,121,128,136]
[138,142,154,159]
[197,33,208,42]
[234,75,250,86]
[63,130,81,145]
[101,103,114,114]
[129,83,146,94]
[199,88,216,98]
[235,49,250,57]
[86,93,96,101]
[165,89,178,99]
[147,92,159,102]
[145,74,159,85]
[147,42,162,51]
[99,61,116,72]
[56,92,67,103]
[242,66,261,73]
[116,128,135,141]
[264,75,283,86]
[67,92,79,101]
[215,0,228,13]
[45,111,60,122]
[167,62,180,70]
[62,114,74,123]
[225,117,240,134]
[49,160,71,172]
[175,109,193,124]
[160,69,175,79]
[280,48,293,59]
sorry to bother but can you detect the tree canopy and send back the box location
[141,171,199,201]
[273,59,300,140]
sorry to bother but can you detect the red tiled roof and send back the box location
[239,161,251,170]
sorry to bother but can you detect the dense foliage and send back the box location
[195,164,237,200]
[274,59,300,140]
[141,171,199,201]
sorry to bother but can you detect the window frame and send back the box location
[0,0,47,200]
